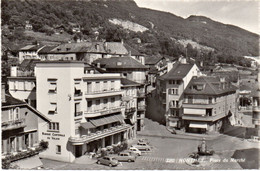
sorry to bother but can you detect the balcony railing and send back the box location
[85,106,123,117]
[69,124,130,145]
[169,105,180,108]
[253,106,260,112]
[2,118,26,131]
[75,111,83,117]
[125,107,136,114]
[85,89,123,98]
[137,105,146,111]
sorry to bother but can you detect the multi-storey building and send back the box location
[252,88,260,130]
[8,62,37,108]
[35,61,133,162]
[93,56,149,84]
[182,76,237,133]
[156,60,201,128]
[18,45,45,64]
[1,84,50,157]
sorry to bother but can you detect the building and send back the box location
[35,61,133,162]
[156,60,201,127]
[93,57,149,84]
[25,21,33,30]
[182,76,237,133]
[18,45,45,64]
[1,84,50,158]
[121,78,146,132]
[252,88,260,131]
[123,44,145,65]
[8,61,38,108]
[38,46,58,61]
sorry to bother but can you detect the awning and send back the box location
[49,103,57,111]
[12,155,43,169]
[89,114,124,127]
[124,119,134,125]
[80,122,96,129]
[189,122,208,129]
[49,84,56,91]
[75,84,81,90]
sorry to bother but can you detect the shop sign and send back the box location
[42,132,65,140]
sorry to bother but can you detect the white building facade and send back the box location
[35,61,132,162]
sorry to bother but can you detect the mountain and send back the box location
[1,0,259,58]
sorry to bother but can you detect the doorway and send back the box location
[75,145,82,158]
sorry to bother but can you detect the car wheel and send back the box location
[138,153,141,156]
[109,163,112,167]
[97,160,100,164]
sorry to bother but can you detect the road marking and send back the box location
[141,156,166,163]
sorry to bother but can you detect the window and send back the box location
[111,97,115,107]
[74,103,81,117]
[168,88,178,95]
[95,100,100,110]
[49,103,57,114]
[48,122,59,131]
[48,82,57,93]
[208,97,212,104]
[103,99,108,109]
[169,80,172,84]
[111,81,115,90]
[103,81,108,91]
[74,82,81,96]
[14,108,20,119]
[56,145,61,154]
[87,101,92,111]
[87,82,92,93]
[9,109,14,121]
[123,73,127,77]
[188,96,193,103]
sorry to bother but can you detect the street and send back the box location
[41,118,260,170]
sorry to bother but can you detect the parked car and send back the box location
[114,152,136,162]
[127,147,142,156]
[131,142,152,151]
[138,138,150,144]
[96,156,119,167]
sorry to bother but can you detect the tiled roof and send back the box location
[145,56,163,65]
[160,62,194,80]
[20,45,45,51]
[105,42,128,55]
[123,44,142,56]
[19,59,40,71]
[2,94,26,107]
[38,46,58,54]
[121,78,141,86]
[184,76,237,95]
[93,57,148,69]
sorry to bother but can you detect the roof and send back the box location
[184,76,238,96]
[105,42,128,55]
[250,88,260,97]
[145,56,163,65]
[2,93,26,107]
[123,44,142,56]
[19,59,40,71]
[160,62,194,80]
[20,45,45,51]
[121,78,141,87]
[38,46,58,54]
[49,42,107,54]
[93,57,149,69]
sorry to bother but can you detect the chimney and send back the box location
[11,66,18,77]
[1,84,6,103]
[97,63,101,68]
[200,61,203,67]
[121,39,124,44]
[104,42,107,51]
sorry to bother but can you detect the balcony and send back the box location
[182,103,215,109]
[125,107,136,114]
[252,118,260,125]
[74,91,83,97]
[85,106,123,118]
[2,118,26,131]
[85,89,123,98]
[137,105,146,111]
[75,111,83,117]
[253,106,260,112]
[182,113,227,122]
[69,124,131,145]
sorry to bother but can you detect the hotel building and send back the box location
[182,76,237,133]
[35,61,133,162]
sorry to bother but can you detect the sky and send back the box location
[134,0,259,34]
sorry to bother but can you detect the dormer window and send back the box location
[57,48,61,51]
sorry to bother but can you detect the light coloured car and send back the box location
[138,139,150,144]
[128,147,142,156]
[131,142,152,151]
[97,156,119,167]
[114,152,136,162]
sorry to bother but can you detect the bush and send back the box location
[39,140,49,150]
